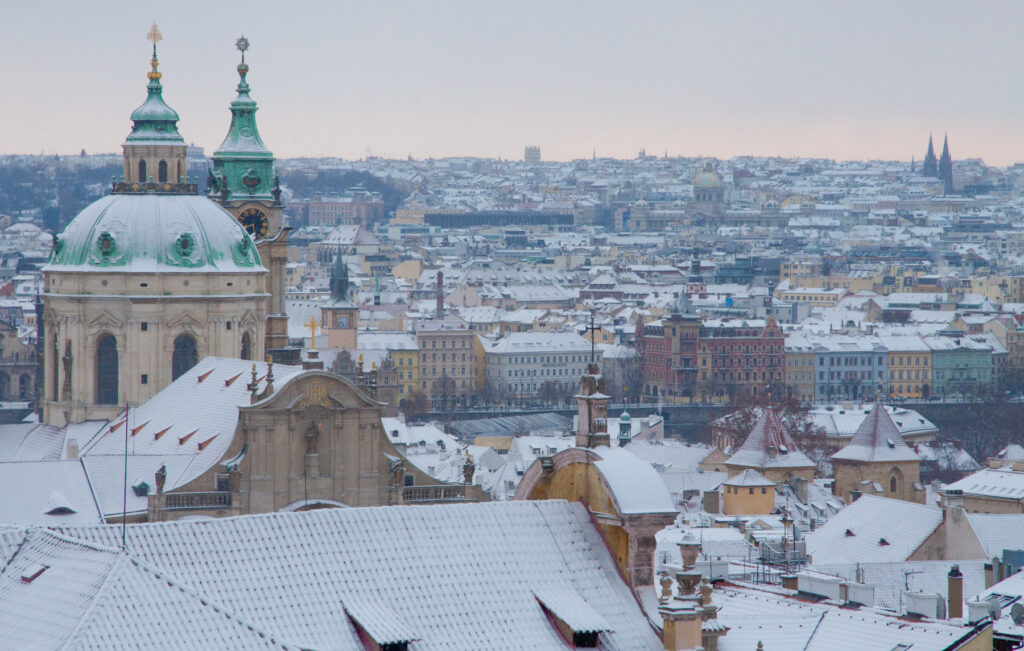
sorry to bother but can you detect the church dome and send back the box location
[693,166,723,188]
[46,194,262,273]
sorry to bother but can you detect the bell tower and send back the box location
[208,36,289,353]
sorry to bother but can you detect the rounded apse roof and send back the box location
[45,194,263,273]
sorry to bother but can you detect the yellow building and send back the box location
[878,336,931,399]
[785,335,816,403]
[722,469,776,515]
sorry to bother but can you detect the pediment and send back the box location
[87,309,125,331]
[247,371,383,412]
[165,311,205,331]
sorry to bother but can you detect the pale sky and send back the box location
[3,1,1024,164]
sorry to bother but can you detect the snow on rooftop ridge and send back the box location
[592,446,676,514]
[831,402,920,463]
[726,409,815,471]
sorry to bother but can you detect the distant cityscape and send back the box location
[5,24,1024,651]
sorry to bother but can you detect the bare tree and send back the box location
[403,390,430,422]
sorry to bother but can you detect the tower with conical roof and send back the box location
[938,134,954,194]
[321,247,358,349]
[831,403,923,504]
[208,36,290,354]
[922,134,938,177]
[724,409,816,483]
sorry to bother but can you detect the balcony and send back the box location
[161,491,233,511]
[400,484,473,504]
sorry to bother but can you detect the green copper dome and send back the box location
[45,195,262,272]
[125,52,185,145]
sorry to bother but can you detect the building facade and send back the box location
[42,42,268,426]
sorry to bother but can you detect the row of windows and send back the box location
[421,339,471,349]
[494,366,580,378]
[496,354,591,365]
[421,353,472,363]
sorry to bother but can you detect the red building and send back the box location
[638,312,784,404]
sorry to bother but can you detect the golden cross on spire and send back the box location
[147,23,163,47]
[235,35,250,60]
[305,316,320,351]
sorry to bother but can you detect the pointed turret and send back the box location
[724,409,815,482]
[939,133,954,194]
[922,133,938,177]
[119,24,190,190]
[832,403,919,463]
[209,36,276,203]
[831,403,923,504]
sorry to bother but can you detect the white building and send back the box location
[484,332,598,400]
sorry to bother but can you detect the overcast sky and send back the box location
[3,1,1023,164]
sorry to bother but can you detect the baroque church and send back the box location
[42,30,275,427]
[18,29,483,521]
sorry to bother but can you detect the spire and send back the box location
[831,403,920,463]
[939,133,954,194]
[124,24,184,146]
[329,246,351,304]
[922,133,938,177]
[209,35,275,202]
[726,409,815,471]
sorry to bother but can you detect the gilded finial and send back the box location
[146,23,163,80]
[235,35,250,62]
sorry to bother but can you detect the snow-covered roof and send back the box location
[805,495,942,565]
[28,501,662,649]
[0,460,102,525]
[946,468,1024,500]
[723,468,774,487]
[966,513,1024,559]
[831,403,921,463]
[592,446,676,514]
[712,581,981,651]
[725,410,815,471]
[80,357,302,499]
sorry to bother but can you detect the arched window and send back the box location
[172,334,198,381]
[241,332,252,361]
[889,476,897,493]
[96,335,118,405]
[138,160,147,182]
[158,160,168,183]
[18,374,30,400]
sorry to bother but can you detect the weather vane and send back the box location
[236,35,250,63]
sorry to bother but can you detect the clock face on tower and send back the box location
[239,207,269,239]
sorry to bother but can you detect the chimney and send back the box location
[65,438,79,460]
[436,271,444,317]
[948,565,964,619]
[781,574,798,591]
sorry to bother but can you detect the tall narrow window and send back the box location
[138,160,147,182]
[96,335,118,405]
[177,161,184,183]
[241,332,252,361]
[0,372,8,401]
[172,334,198,380]
[18,374,30,400]
[158,160,168,183]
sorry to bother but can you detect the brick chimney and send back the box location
[948,565,963,619]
